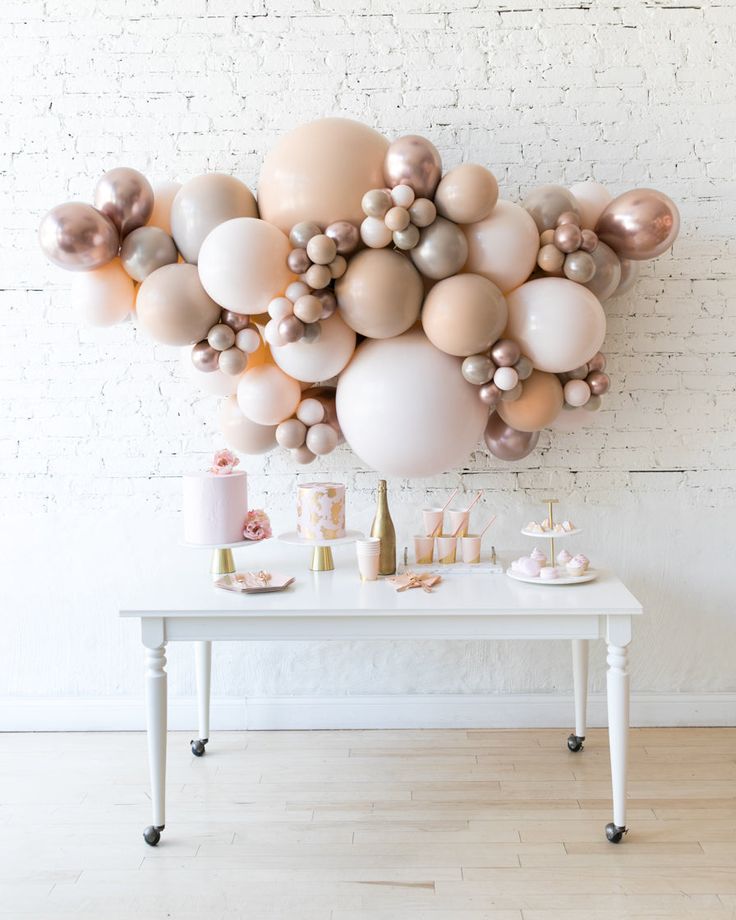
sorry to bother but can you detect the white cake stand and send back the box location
[278,530,363,572]
[181,538,268,578]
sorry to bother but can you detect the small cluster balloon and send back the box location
[39,118,680,476]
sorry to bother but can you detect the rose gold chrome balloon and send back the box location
[484,412,539,461]
[220,309,251,332]
[384,135,442,198]
[587,351,607,372]
[490,339,521,367]
[596,188,680,261]
[94,167,154,237]
[191,340,220,372]
[325,220,359,254]
[39,202,119,271]
[587,370,610,395]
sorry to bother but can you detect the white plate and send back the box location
[181,538,269,550]
[520,528,582,539]
[506,568,598,586]
[278,529,364,547]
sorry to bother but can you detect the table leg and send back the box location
[605,635,630,843]
[567,639,589,752]
[143,643,167,846]
[191,641,211,757]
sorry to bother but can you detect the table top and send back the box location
[119,541,642,619]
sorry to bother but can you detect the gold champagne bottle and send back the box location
[370,479,396,576]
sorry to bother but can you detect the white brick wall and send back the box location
[2,1,734,714]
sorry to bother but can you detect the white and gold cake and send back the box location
[296,482,345,540]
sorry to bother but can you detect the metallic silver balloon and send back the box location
[462,354,495,385]
[221,309,251,332]
[563,250,596,284]
[523,185,581,233]
[325,220,360,254]
[490,339,521,367]
[582,240,621,300]
[94,167,154,237]
[302,321,322,343]
[120,226,177,281]
[313,289,337,320]
[218,346,248,376]
[586,394,602,411]
[484,412,540,461]
[289,221,321,248]
[39,202,119,271]
[587,351,606,372]
[207,323,236,351]
[514,355,534,381]
[613,258,640,297]
[596,188,680,261]
[587,370,610,395]
[384,135,442,198]
[410,217,468,281]
[191,340,219,372]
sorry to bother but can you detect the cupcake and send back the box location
[556,548,572,566]
[540,566,558,580]
[527,521,544,534]
[562,519,576,532]
[566,554,589,576]
[516,556,541,578]
[530,546,547,567]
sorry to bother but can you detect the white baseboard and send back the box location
[2,692,735,731]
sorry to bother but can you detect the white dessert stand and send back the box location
[181,538,267,579]
[507,568,598,586]
[278,530,363,572]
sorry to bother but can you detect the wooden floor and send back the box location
[1,728,736,919]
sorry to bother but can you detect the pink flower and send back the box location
[210,449,240,475]
[243,509,272,542]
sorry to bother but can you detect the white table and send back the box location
[120,543,642,847]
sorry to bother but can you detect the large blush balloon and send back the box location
[484,413,540,461]
[596,188,680,261]
[147,180,181,235]
[335,248,423,338]
[258,118,388,234]
[383,134,442,198]
[94,167,154,238]
[170,174,258,263]
[270,313,356,382]
[71,258,135,326]
[568,181,612,230]
[39,202,119,272]
[462,200,539,294]
[496,370,563,432]
[237,364,301,426]
[336,328,487,477]
[505,278,606,374]
[218,395,277,455]
[422,273,508,357]
[198,218,294,315]
[136,263,221,345]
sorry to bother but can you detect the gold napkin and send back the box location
[388,571,442,593]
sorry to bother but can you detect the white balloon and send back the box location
[198,217,293,315]
[270,313,356,383]
[72,258,135,327]
[178,348,240,396]
[147,181,181,236]
[336,328,488,477]
[568,181,613,231]
[462,200,539,294]
[505,278,606,374]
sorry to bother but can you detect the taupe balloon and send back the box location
[384,134,442,198]
[613,258,640,297]
[39,202,119,271]
[120,226,177,282]
[218,347,248,377]
[484,412,540,461]
[392,224,420,251]
[361,189,392,219]
[435,164,498,225]
[325,220,359,254]
[336,248,423,339]
[94,167,154,238]
[523,185,581,233]
[422,273,508,357]
[462,354,495,385]
[170,173,258,263]
[292,445,317,465]
[410,217,468,281]
[582,241,621,300]
[290,221,321,248]
[409,197,436,228]
[136,263,221,346]
[563,250,596,284]
[490,338,521,367]
[537,244,564,274]
[306,422,339,456]
[596,188,680,260]
[191,340,219,372]
[276,418,307,449]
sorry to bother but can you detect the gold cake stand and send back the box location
[277,530,364,572]
[182,538,267,579]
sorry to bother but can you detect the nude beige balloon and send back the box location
[335,248,423,339]
[258,118,388,234]
[568,181,612,230]
[147,181,181,235]
[435,164,498,225]
[462,200,539,294]
[217,395,277,455]
[497,370,563,432]
[71,258,135,326]
[422,273,508,357]
[171,174,258,263]
[596,188,680,261]
[136,263,221,345]
[237,363,301,426]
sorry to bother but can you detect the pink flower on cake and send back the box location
[243,509,272,542]
[210,449,240,475]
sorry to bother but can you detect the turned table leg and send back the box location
[143,642,168,846]
[605,616,631,843]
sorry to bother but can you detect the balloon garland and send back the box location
[39,117,680,477]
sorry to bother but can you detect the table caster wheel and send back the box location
[567,733,585,752]
[190,738,208,757]
[605,822,627,844]
[143,825,163,846]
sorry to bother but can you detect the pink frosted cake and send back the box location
[296,482,345,540]
[183,470,248,545]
